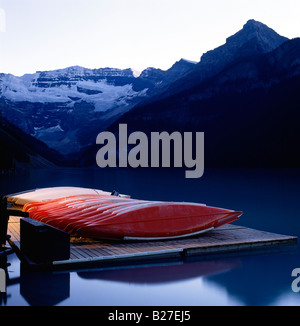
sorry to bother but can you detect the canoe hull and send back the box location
[21,192,242,241]
[74,213,241,241]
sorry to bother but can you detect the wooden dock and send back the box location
[7,216,297,270]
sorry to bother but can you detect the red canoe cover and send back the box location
[22,194,242,240]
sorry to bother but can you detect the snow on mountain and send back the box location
[0,61,194,155]
[0,67,147,112]
[0,19,290,160]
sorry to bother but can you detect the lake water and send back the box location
[1,167,300,306]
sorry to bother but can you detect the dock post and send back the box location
[0,197,9,249]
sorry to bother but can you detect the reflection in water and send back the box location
[2,239,300,306]
[0,255,9,305]
[3,254,241,306]
[20,266,70,306]
[0,168,299,305]
[209,250,300,306]
[5,250,299,306]
[77,258,241,284]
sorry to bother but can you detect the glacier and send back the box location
[0,70,148,112]
[0,60,195,155]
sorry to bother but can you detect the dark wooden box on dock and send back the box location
[20,218,70,264]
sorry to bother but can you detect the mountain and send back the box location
[105,22,300,168]
[148,19,289,100]
[198,19,288,77]
[1,19,299,168]
[0,101,64,171]
[138,59,197,93]
[0,61,195,157]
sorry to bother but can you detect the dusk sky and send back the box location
[0,0,300,76]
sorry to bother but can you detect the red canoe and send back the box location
[22,193,242,241]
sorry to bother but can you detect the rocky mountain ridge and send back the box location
[0,59,195,155]
[1,19,299,168]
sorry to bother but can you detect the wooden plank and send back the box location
[6,216,297,269]
[182,227,297,256]
[53,248,184,268]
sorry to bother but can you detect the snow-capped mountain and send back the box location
[1,66,146,111]
[1,19,298,169]
[0,60,195,155]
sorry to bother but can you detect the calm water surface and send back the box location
[1,167,300,306]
